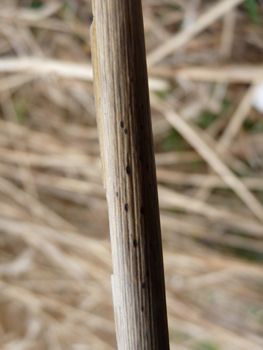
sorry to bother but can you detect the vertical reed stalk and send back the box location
[91,1,170,349]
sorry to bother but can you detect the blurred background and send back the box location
[0,0,263,349]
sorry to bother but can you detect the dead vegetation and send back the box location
[0,0,263,349]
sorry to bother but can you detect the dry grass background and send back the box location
[0,0,263,349]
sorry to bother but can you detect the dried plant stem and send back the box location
[151,96,263,224]
[91,1,169,349]
[147,0,244,67]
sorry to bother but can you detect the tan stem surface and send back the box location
[91,1,170,349]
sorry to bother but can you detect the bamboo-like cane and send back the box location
[91,1,170,349]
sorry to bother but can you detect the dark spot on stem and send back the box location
[120,121,124,128]
[126,166,130,175]
[124,129,128,134]
[116,192,118,197]
[141,282,145,289]
[133,239,138,248]
[141,306,144,312]
[140,207,144,215]
[125,204,128,212]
